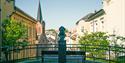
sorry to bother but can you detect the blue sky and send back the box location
[15,0,103,29]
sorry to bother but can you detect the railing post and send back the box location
[41,51,44,63]
[36,44,40,59]
[84,45,86,62]
[109,46,111,63]
[58,26,66,63]
[36,44,38,58]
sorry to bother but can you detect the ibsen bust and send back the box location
[58,26,66,41]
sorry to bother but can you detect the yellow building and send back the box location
[1,0,49,60]
[0,0,37,44]
[11,6,37,44]
[0,0,15,20]
[1,0,38,60]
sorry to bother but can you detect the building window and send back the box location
[81,26,84,33]
[95,20,97,22]
[100,17,104,20]
[96,23,98,25]
[28,27,30,37]
[104,0,111,5]
[101,21,104,24]
[13,17,15,19]
[94,20,97,32]
[106,0,111,3]
[30,27,32,36]
[6,0,9,2]
[6,13,11,18]
[33,27,36,39]
[102,21,104,29]
[6,0,13,2]
[90,22,93,26]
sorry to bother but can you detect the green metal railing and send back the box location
[1,44,125,63]
[1,27,125,63]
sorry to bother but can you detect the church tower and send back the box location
[37,0,46,34]
[37,0,43,23]
[37,0,48,44]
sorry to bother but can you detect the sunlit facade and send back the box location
[76,13,93,37]
[76,0,125,37]
[11,7,37,44]
[0,0,14,20]
[88,9,105,32]
[103,0,125,36]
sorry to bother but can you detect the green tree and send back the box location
[65,28,68,33]
[79,32,109,60]
[2,19,29,46]
[109,34,125,62]
[2,19,29,61]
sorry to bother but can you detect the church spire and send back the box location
[37,0,43,22]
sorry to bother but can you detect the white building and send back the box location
[76,10,105,36]
[46,29,58,44]
[76,13,93,37]
[87,9,105,32]
[103,0,125,36]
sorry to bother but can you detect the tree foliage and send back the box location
[79,32,110,59]
[65,28,68,33]
[109,34,125,60]
[109,34,125,46]
[2,19,29,47]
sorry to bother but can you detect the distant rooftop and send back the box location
[76,9,105,25]
[76,13,93,25]
[14,6,37,22]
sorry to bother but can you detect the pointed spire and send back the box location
[37,0,43,22]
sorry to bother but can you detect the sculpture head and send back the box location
[58,26,66,37]
[59,26,65,32]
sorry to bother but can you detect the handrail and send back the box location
[1,44,125,63]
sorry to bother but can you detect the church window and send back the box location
[39,27,41,33]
